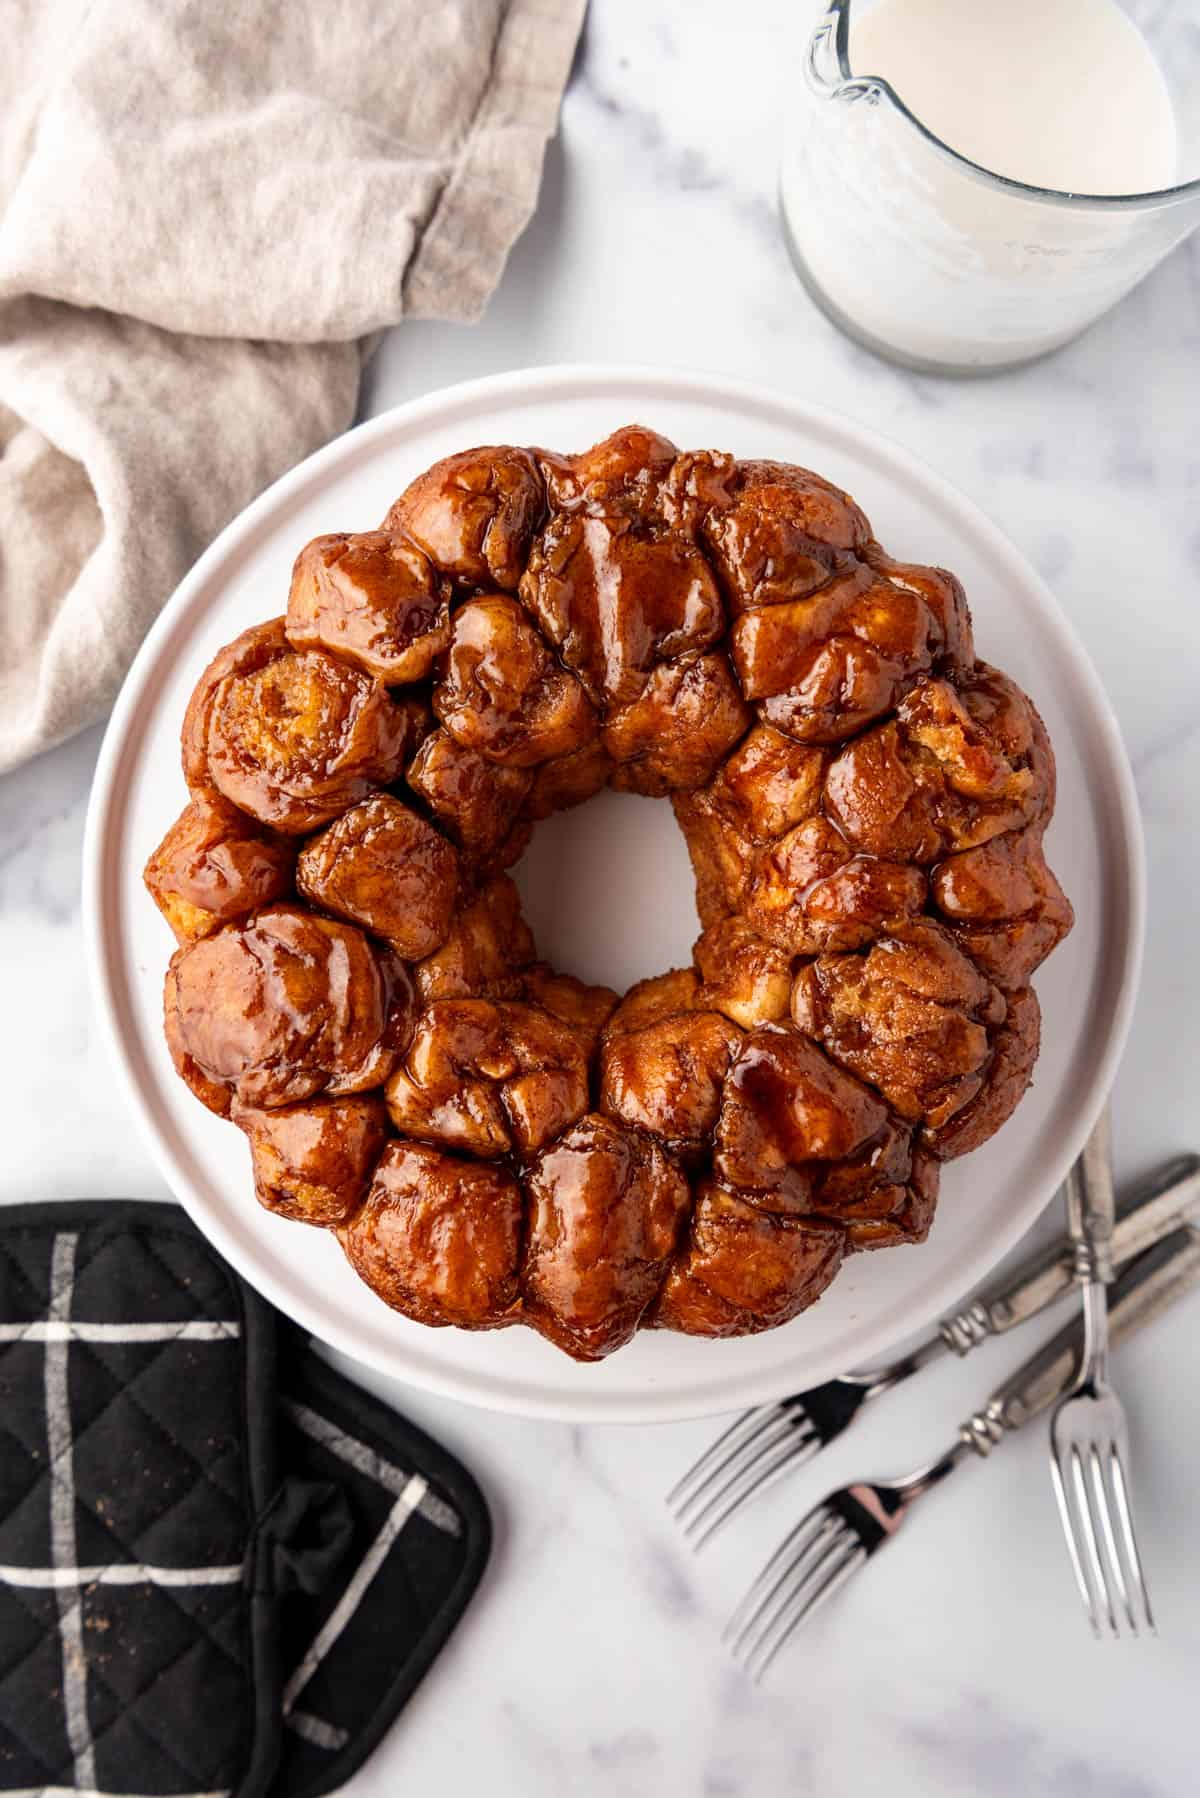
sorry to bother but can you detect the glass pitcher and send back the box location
[780,0,1200,373]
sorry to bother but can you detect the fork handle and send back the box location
[936,1152,1200,1354]
[957,1225,1200,1456]
[1064,1104,1116,1285]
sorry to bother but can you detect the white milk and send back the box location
[851,0,1177,196]
[780,0,1180,369]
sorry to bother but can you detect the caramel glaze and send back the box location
[523,1114,691,1360]
[297,793,460,960]
[406,728,532,870]
[149,425,1074,1360]
[287,531,451,684]
[165,903,414,1112]
[182,619,410,833]
[143,792,295,944]
[234,1092,390,1226]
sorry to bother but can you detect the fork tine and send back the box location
[1087,1445,1136,1634]
[667,1405,783,1510]
[1050,1451,1098,1636]
[725,1503,840,1650]
[683,1422,819,1546]
[748,1540,865,1683]
[1070,1445,1118,1636]
[1106,1448,1156,1635]
[745,1530,865,1682]
[689,1431,822,1550]
[723,1500,832,1644]
[676,1412,797,1525]
[737,1512,851,1675]
[754,1539,865,1681]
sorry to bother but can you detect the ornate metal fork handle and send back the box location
[829,1212,1192,1539]
[968,1223,1199,1452]
[890,1222,1200,1524]
[935,1147,1195,1357]
[854,1149,1196,1376]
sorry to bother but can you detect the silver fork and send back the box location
[727,1222,1200,1681]
[668,1153,1200,1547]
[1050,1107,1154,1635]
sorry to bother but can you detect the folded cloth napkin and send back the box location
[0,0,584,772]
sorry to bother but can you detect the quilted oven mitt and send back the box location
[0,1201,490,1798]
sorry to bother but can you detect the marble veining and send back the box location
[4,2,1200,1791]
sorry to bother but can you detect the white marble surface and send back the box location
[4,2,1200,1792]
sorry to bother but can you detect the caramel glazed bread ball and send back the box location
[146,426,1074,1362]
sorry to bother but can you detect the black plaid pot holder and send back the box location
[0,1202,490,1798]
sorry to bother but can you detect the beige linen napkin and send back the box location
[0,0,584,771]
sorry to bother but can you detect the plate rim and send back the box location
[82,361,1146,1423]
